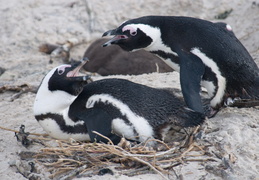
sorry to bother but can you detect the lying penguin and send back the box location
[33,58,205,144]
[102,16,259,116]
[83,38,172,75]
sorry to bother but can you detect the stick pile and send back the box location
[27,127,215,179]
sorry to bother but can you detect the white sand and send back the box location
[0,0,258,179]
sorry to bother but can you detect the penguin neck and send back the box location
[136,24,178,58]
[33,86,77,116]
[142,26,164,52]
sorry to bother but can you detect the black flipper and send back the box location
[179,51,205,114]
[81,108,121,144]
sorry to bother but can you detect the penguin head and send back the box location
[102,16,161,51]
[50,58,91,96]
[41,57,91,96]
[34,57,91,115]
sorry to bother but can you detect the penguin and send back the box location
[83,38,172,75]
[102,16,259,116]
[33,58,205,145]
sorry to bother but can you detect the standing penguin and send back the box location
[33,58,205,145]
[102,16,259,116]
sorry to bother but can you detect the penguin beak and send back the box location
[102,29,116,37]
[66,57,91,81]
[102,29,128,47]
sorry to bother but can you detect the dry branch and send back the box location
[0,83,38,101]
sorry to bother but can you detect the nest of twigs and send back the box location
[11,125,217,180]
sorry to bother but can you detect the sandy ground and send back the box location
[0,0,258,179]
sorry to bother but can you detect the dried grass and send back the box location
[1,125,217,179]
[26,126,216,180]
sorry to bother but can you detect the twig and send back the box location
[144,138,171,150]
[184,158,218,162]
[58,164,88,180]
[102,144,169,179]
[116,146,177,158]
[92,131,115,146]
[126,154,169,180]
[0,125,48,137]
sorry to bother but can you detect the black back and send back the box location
[69,78,204,128]
[119,16,259,98]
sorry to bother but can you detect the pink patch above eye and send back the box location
[122,25,137,36]
[57,65,71,73]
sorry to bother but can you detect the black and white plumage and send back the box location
[33,58,205,144]
[102,16,259,116]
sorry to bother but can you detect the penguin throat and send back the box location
[34,89,77,116]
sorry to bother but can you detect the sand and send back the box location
[0,0,258,179]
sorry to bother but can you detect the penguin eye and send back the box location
[58,69,65,75]
[130,31,137,36]
[57,67,67,75]
[122,25,137,36]
[56,65,71,75]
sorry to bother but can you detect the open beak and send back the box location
[67,57,91,81]
[102,29,128,47]
[102,29,116,37]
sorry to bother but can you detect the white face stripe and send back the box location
[86,94,154,142]
[39,118,90,141]
[126,24,178,56]
[191,48,226,107]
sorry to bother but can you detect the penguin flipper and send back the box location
[81,108,121,144]
[179,51,205,113]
